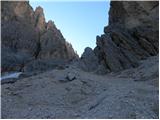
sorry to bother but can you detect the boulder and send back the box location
[66,72,77,81]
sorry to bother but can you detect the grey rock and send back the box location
[34,6,46,34]
[38,21,78,60]
[66,72,77,81]
[56,71,77,82]
[1,78,17,85]
[57,76,69,83]
[79,47,99,72]
[1,1,78,73]
[95,63,110,75]
[66,76,76,81]
[1,47,34,72]
[88,1,159,73]
[23,59,69,73]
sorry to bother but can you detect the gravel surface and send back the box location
[1,56,159,119]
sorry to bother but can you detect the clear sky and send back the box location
[30,1,110,56]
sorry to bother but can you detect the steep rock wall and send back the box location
[81,1,159,73]
[1,1,78,72]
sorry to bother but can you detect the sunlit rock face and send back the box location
[81,1,159,73]
[1,1,78,72]
[34,6,46,34]
[38,20,78,60]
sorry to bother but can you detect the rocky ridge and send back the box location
[1,1,78,73]
[80,1,159,73]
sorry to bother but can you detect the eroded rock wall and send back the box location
[1,1,78,72]
[81,1,159,73]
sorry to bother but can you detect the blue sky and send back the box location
[30,1,110,56]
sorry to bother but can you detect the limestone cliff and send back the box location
[1,1,78,72]
[81,1,159,73]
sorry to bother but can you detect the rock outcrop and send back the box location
[79,47,99,72]
[81,1,159,73]
[1,1,78,73]
[34,6,46,34]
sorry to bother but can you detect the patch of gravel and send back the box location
[1,56,159,119]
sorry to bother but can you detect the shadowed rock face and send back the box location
[1,1,78,72]
[81,1,159,73]
[79,47,99,72]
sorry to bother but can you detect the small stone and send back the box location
[28,107,32,111]
[66,72,76,81]
[57,76,68,82]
